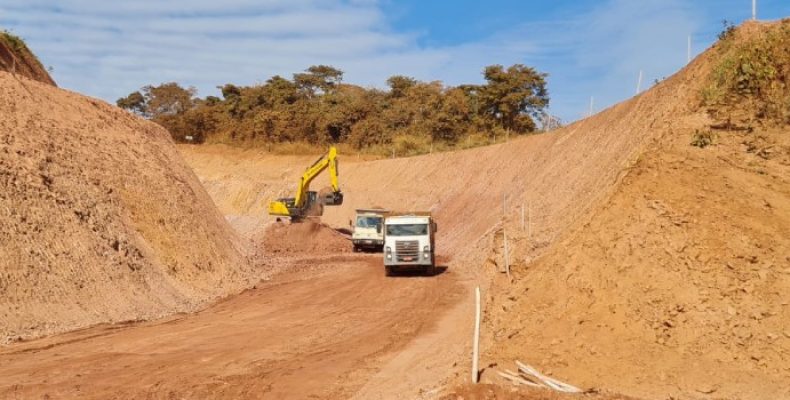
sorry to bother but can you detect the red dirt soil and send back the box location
[484,20,790,400]
[0,72,256,343]
[262,219,351,255]
[0,19,788,400]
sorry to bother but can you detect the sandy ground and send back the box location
[0,252,465,399]
[0,72,256,343]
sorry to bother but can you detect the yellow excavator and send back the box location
[268,146,344,221]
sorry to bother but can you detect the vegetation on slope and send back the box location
[118,64,558,155]
[0,29,56,86]
[702,19,790,126]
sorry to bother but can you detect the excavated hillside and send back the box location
[0,31,56,86]
[178,20,789,399]
[0,72,258,343]
[485,20,790,400]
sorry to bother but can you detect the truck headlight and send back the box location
[386,246,392,259]
[385,246,392,253]
[423,245,430,259]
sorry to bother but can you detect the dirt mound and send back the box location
[262,220,351,255]
[485,20,790,400]
[0,31,56,86]
[0,72,257,343]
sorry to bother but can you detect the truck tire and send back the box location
[385,266,395,277]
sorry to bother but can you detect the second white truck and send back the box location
[351,209,388,252]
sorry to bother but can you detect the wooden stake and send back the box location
[472,286,481,383]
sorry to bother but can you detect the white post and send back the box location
[472,286,481,384]
[588,96,594,117]
[636,70,643,95]
[752,0,757,20]
[687,35,692,63]
[504,229,511,279]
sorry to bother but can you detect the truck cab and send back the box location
[383,214,437,276]
[351,209,388,252]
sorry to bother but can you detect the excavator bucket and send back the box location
[322,191,344,206]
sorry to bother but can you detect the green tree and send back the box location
[294,65,343,96]
[143,82,197,117]
[116,91,147,116]
[480,64,548,132]
[386,75,417,98]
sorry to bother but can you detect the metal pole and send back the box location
[636,70,643,94]
[752,0,757,20]
[589,97,594,117]
[472,286,481,384]
[687,35,691,63]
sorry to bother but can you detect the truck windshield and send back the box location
[386,224,428,236]
[356,216,381,228]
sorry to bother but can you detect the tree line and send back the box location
[117,64,556,153]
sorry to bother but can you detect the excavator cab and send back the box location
[268,146,343,222]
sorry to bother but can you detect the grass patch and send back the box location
[702,20,790,125]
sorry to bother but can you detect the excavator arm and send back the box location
[268,146,344,220]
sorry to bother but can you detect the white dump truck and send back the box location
[383,213,437,276]
[351,209,388,252]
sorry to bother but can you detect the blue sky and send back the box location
[1,0,788,123]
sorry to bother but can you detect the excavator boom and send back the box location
[268,146,343,221]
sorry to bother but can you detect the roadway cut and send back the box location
[1,20,788,400]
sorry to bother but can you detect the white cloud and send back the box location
[0,0,709,122]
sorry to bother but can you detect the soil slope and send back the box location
[0,31,56,86]
[0,72,256,343]
[485,20,790,400]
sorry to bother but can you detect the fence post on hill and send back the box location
[687,35,692,63]
[472,286,481,384]
[752,0,757,20]
[636,70,643,95]
[504,228,511,279]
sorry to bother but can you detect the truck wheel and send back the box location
[385,266,395,277]
[425,264,436,277]
[352,244,359,253]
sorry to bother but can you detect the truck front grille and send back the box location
[396,240,419,262]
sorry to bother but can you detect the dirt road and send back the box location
[0,254,464,399]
